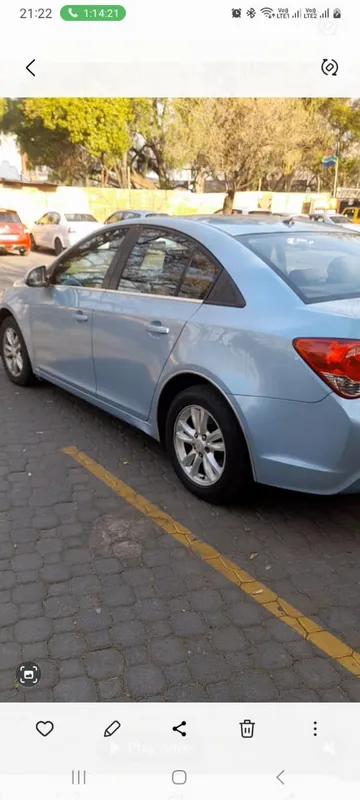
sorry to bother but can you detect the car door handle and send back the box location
[144,321,170,335]
[74,310,88,322]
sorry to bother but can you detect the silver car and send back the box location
[104,210,169,224]
[3,215,360,504]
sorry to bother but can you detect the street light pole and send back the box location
[333,141,340,199]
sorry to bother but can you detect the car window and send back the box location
[122,212,139,219]
[0,211,21,223]
[48,212,60,224]
[106,213,121,224]
[331,215,350,224]
[343,209,355,218]
[117,228,194,296]
[178,249,222,300]
[241,230,360,302]
[65,213,98,222]
[38,214,50,224]
[52,227,129,288]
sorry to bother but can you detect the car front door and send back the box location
[92,226,219,419]
[33,213,49,247]
[44,211,61,250]
[29,227,129,393]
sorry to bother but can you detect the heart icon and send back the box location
[36,721,54,737]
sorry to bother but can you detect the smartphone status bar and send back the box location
[230,6,342,18]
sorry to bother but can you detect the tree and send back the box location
[23,98,133,186]
[166,99,217,192]
[129,98,189,188]
[0,98,96,184]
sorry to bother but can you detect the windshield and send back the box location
[240,230,360,303]
[330,215,352,224]
[65,213,98,222]
[0,211,21,223]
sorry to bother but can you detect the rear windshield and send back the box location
[240,230,360,303]
[0,211,21,223]
[65,214,97,222]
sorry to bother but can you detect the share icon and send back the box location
[173,721,187,736]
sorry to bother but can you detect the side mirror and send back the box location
[26,265,49,287]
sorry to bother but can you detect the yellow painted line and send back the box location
[62,445,360,678]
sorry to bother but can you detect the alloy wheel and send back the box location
[3,327,24,377]
[173,404,226,486]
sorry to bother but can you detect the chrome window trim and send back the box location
[48,285,200,303]
[103,288,201,303]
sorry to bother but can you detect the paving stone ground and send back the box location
[0,255,359,702]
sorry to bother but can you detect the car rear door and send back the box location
[64,214,101,242]
[92,226,205,419]
[29,226,130,393]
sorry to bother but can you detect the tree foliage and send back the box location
[1,96,360,195]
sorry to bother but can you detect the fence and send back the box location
[0,185,334,227]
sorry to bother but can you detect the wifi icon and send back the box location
[261,7,275,17]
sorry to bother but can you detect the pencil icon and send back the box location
[104,720,121,737]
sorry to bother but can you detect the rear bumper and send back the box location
[0,235,30,253]
[232,392,360,495]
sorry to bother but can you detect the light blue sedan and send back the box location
[2,215,360,503]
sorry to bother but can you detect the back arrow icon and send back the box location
[26,59,35,76]
[276,770,285,785]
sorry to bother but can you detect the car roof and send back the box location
[0,208,18,213]
[104,213,326,237]
[110,209,168,215]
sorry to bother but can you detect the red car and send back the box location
[0,209,31,256]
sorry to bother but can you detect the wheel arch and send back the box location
[156,370,256,479]
[0,307,35,368]
[0,307,15,328]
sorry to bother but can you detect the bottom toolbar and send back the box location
[0,703,358,798]
[0,773,358,800]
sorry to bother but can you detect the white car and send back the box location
[30,211,101,255]
[309,210,360,232]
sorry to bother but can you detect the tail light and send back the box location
[293,338,360,398]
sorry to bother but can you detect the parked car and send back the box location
[308,210,360,232]
[342,207,360,224]
[214,208,246,215]
[214,208,274,215]
[104,210,169,224]
[0,209,31,256]
[3,215,360,503]
[30,211,101,255]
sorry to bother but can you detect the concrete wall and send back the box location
[0,185,334,227]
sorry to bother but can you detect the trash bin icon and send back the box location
[240,720,255,738]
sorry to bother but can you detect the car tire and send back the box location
[165,384,252,504]
[0,317,35,387]
[54,238,63,256]
[30,235,38,251]
[20,249,28,256]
